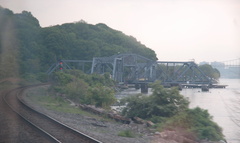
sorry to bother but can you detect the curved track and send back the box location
[2,85,102,143]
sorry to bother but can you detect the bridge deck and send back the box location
[181,84,227,88]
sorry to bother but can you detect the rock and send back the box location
[146,120,155,127]
[133,117,145,124]
[159,130,197,143]
[91,122,107,127]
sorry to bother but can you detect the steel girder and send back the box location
[46,60,92,75]
[90,54,155,83]
[46,54,213,85]
[154,61,212,85]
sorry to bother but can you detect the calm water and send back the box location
[116,79,240,142]
[181,79,240,143]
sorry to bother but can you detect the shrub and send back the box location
[121,81,189,118]
[64,78,89,102]
[87,86,116,108]
[118,130,135,138]
[121,81,224,141]
[162,107,224,141]
[51,70,116,108]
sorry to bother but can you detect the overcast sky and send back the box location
[1,0,240,63]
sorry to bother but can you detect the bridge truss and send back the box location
[155,61,211,86]
[46,60,92,75]
[91,54,155,83]
[47,53,213,85]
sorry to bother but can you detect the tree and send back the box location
[122,81,189,119]
[199,64,220,80]
[87,86,116,108]
[0,6,158,77]
[150,81,189,117]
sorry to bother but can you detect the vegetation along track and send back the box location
[3,84,102,143]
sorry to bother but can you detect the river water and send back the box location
[181,79,240,143]
[115,79,240,143]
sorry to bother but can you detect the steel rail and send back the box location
[4,84,102,143]
[3,87,60,143]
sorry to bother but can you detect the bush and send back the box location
[162,107,224,141]
[51,70,116,108]
[121,81,189,118]
[189,107,224,141]
[149,115,167,124]
[64,78,89,102]
[121,81,224,141]
[36,72,49,82]
[87,86,116,108]
[118,130,135,138]
[52,72,73,86]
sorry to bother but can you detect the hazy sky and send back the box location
[1,0,240,63]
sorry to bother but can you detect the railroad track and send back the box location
[2,84,102,143]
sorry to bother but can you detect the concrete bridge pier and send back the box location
[201,85,209,92]
[141,83,148,94]
[135,84,140,89]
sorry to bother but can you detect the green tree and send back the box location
[199,64,220,80]
[150,81,189,117]
[0,6,157,80]
[122,81,189,118]
[87,86,116,108]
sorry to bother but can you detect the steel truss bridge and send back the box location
[47,54,214,88]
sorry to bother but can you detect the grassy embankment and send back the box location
[24,86,113,121]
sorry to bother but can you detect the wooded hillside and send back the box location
[0,6,157,78]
